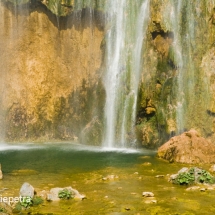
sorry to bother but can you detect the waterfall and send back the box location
[1,0,213,145]
[103,0,150,148]
[163,0,201,134]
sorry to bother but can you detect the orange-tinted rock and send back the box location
[145,107,156,115]
[157,129,215,164]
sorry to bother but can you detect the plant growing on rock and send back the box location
[32,196,44,205]
[20,196,33,208]
[172,167,215,185]
[175,168,195,185]
[198,170,215,184]
[0,207,6,212]
[58,189,74,200]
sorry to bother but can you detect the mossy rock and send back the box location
[171,167,215,185]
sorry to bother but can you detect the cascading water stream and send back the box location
[103,0,150,148]
[163,0,201,134]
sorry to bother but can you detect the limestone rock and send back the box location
[142,192,154,197]
[170,167,215,185]
[47,187,85,201]
[37,190,49,200]
[102,175,119,181]
[186,186,200,191]
[209,164,215,172]
[157,129,215,163]
[20,182,34,198]
[0,1,104,143]
[155,175,164,178]
[178,167,189,174]
[143,197,157,204]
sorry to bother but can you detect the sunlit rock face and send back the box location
[4,0,106,16]
[0,1,105,142]
[157,130,215,164]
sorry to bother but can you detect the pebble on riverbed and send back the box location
[186,186,200,191]
[102,175,119,181]
[155,175,164,178]
[142,192,157,204]
[144,199,157,204]
[142,192,154,197]
[186,185,215,191]
[142,162,152,166]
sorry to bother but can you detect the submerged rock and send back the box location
[186,186,200,191]
[142,192,154,197]
[142,162,152,166]
[142,191,157,204]
[143,197,157,204]
[157,129,215,163]
[155,175,164,178]
[10,169,38,176]
[20,182,34,198]
[102,175,119,181]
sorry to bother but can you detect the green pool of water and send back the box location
[0,143,214,215]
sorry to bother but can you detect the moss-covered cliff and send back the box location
[135,0,215,147]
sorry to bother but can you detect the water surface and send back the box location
[0,143,214,214]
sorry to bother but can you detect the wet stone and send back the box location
[142,192,154,197]
[19,182,34,198]
[155,175,164,178]
[186,186,200,191]
[144,197,157,204]
[142,162,152,166]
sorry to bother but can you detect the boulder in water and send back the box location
[19,182,34,198]
[47,187,85,201]
[169,167,215,185]
[157,129,215,164]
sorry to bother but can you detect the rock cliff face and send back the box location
[1,0,215,147]
[0,1,105,143]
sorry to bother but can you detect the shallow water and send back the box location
[0,143,214,214]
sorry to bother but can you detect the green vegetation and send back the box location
[173,167,215,185]
[13,196,43,212]
[0,207,6,213]
[20,196,33,208]
[58,189,74,200]
[175,168,195,185]
[32,196,44,205]
[198,170,215,184]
